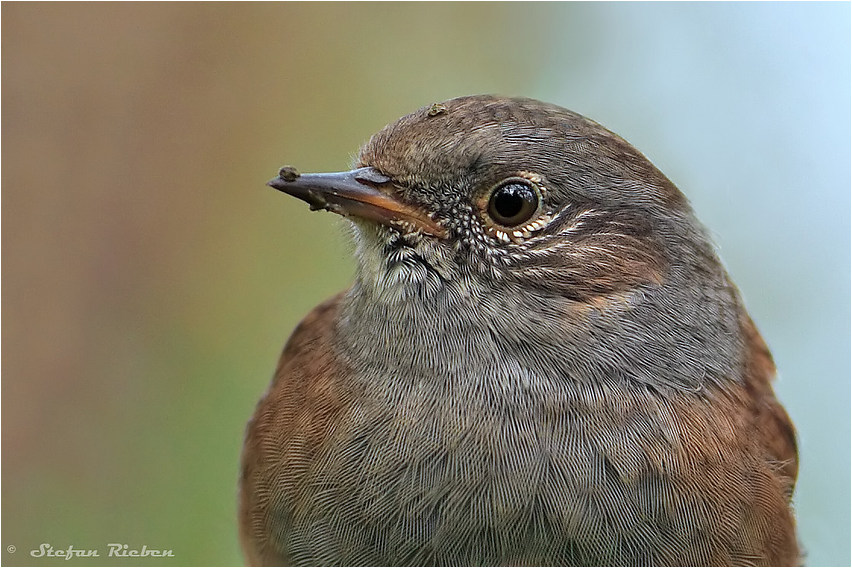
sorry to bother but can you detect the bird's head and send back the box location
[269,95,741,390]
[271,96,713,304]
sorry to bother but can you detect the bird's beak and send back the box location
[267,166,447,238]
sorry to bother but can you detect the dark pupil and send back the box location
[489,183,536,225]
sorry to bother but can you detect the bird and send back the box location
[239,95,799,566]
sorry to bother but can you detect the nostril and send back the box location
[353,167,392,187]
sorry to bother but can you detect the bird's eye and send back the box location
[487,180,540,227]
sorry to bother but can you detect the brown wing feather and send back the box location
[741,313,799,494]
[239,293,350,566]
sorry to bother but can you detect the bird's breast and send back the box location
[241,296,796,566]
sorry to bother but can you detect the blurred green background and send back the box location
[3,2,849,566]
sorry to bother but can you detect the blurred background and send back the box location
[3,3,849,566]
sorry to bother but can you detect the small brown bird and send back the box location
[240,96,799,566]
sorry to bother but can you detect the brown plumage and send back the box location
[240,95,799,565]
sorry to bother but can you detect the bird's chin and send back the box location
[348,221,452,303]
